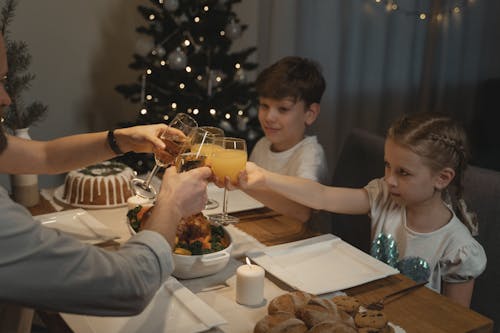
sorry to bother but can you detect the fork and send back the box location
[365,280,428,310]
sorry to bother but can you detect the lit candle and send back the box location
[127,195,153,211]
[236,257,265,306]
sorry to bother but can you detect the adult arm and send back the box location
[0,124,171,175]
[0,166,211,315]
[0,197,170,316]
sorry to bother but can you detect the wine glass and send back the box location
[208,137,247,225]
[130,113,198,199]
[175,127,214,173]
[198,126,224,209]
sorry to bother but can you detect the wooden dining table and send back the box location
[28,195,494,333]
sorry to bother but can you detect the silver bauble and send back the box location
[224,21,242,40]
[235,68,246,82]
[167,48,187,70]
[163,0,179,11]
[154,45,166,58]
[135,37,155,56]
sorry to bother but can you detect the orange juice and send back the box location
[210,149,247,182]
[191,143,223,159]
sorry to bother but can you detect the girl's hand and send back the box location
[237,162,267,190]
[114,124,185,154]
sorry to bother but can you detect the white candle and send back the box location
[236,258,265,306]
[127,195,153,211]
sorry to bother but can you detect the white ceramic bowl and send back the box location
[172,227,233,279]
[126,212,233,279]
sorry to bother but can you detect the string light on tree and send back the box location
[115,0,260,173]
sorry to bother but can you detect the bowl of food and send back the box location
[127,207,232,279]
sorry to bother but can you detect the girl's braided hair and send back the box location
[387,112,478,235]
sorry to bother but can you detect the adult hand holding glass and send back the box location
[130,113,198,199]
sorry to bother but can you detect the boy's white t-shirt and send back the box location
[249,135,328,183]
[365,178,487,293]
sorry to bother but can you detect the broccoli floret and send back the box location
[127,205,143,232]
[189,240,203,255]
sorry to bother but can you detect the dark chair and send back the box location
[329,128,385,253]
[330,128,499,329]
[465,165,500,330]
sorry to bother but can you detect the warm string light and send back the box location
[137,1,249,123]
[371,0,477,22]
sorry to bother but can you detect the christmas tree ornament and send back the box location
[235,68,246,82]
[153,45,166,58]
[163,0,179,11]
[247,129,258,141]
[224,20,242,40]
[135,37,155,56]
[167,47,187,69]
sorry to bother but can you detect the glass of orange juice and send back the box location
[208,137,247,225]
[191,126,224,209]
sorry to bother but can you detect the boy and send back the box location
[245,56,328,222]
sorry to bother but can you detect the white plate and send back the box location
[202,183,264,214]
[53,185,128,209]
[35,209,120,245]
[61,277,227,333]
[247,234,399,295]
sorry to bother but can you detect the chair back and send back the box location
[329,129,385,253]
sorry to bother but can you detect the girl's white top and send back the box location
[365,178,487,293]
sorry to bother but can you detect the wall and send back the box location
[0,0,260,190]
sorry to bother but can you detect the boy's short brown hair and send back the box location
[256,56,326,106]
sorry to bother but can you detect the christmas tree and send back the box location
[1,0,48,131]
[116,0,260,173]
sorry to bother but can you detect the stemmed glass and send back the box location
[130,113,198,199]
[175,127,214,172]
[198,126,224,209]
[208,137,247,225]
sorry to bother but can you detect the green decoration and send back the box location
[0,0,48,131]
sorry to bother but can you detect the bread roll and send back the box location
[307,320,358,333]
[254,311,307,333]
[331,295,361,315]
[308,297,338,313]
[296,304,339,328]
[268,291,312,315]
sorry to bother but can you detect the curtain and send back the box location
[256,0,500,174]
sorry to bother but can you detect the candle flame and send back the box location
[246,257,252,267]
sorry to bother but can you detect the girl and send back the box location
[236,112,486,308]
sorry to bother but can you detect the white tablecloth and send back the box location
[42,189,285,332]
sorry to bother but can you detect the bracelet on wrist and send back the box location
[107,130,124,155]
